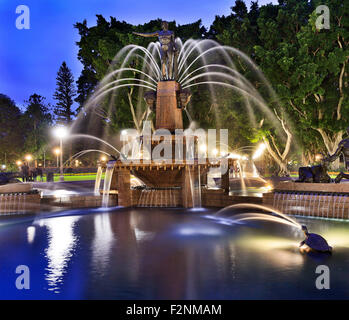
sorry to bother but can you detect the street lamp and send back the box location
[53,126,68,182]
[25,154,33,167]
[53,148,61,168]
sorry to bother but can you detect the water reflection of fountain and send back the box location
[91,213,115,276]
[43,216,80,293]
[27,225,36,244]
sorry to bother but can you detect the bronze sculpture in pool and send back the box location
[299,225,332,254]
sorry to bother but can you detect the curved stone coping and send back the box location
[111,158,236,169]
[0,183,33,194]
[274,181,349,193]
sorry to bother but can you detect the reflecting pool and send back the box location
[0,207,348,299]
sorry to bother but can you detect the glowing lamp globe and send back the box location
[53,126,68,139]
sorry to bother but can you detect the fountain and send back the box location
[79,30,217,206]
[3,11,349,300]
[79,22,290,209]
[3,20,345,220]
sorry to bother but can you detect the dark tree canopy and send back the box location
[1,0,348,174]
[0,94,24,163]
[71,2,348,173]
[74,17,206,109]
[54,61,77,124]
[22,94,52,156]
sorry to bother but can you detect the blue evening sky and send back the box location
[0,0,275,109]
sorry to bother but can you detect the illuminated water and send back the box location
[0,208,348,299]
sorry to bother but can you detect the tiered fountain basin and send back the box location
[0,183,41,214]
[107,158,262,208]
[263,181,349,219]
[0,183,117,215]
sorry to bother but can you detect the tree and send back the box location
[0,94,24,164]
[254,0,349,169]
[75,68,98,114]
[209,1,295,175]
[209,0,260,55]
[22,94,52,159]
[53,61,77,124]
[72,2,348,173]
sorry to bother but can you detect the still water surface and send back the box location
[0,207,348,299]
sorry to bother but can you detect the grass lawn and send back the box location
[19,172,342,183]
[19,173,104,183]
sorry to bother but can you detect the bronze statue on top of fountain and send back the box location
[133,21,178,80]
[323,126,349,183]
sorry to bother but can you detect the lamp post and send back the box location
[25,154,33,167]
[53,148,60,168]
[53,126,68,182]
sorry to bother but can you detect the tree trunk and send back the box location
[316,129,343,170]
[301,152,309,166]
[263,136,290,176]
[260,109,293,176]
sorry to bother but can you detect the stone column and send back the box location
[182,167,193,208]
[200,167,208,186]
[110,168,118,191]
[117,169,131,207]
[221,165,230,194]
[156,81,183,131]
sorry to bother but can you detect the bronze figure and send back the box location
[324,127,349,183]
[133,21,178,80]
[178,89,191,109]
[296,159,331,183]
[143,91,156,111]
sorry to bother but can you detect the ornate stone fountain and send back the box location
[104,23,240,208]
[107,77,236,207]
